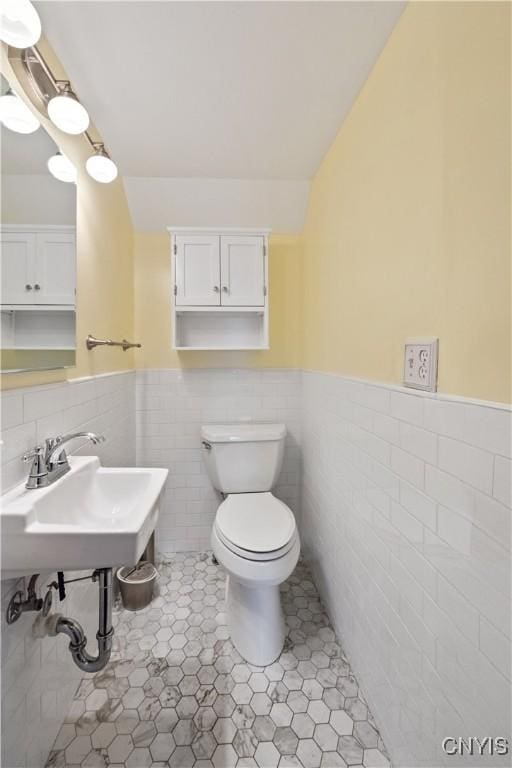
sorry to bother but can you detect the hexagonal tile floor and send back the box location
[45,553,391,768]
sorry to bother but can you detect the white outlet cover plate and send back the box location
[404,337,439,392]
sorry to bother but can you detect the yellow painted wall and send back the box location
[3,2,509,402]
[1,38,135,391]
[302,2,511,403]
[134,232,302,369]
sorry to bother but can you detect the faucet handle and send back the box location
[23,445,44,462]
[53,447,68,466]
[23,446,48,489]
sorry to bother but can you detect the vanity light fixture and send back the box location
[47,151,77,184]
[47,82,90,135]
[9,45,118,183]
[0,0,41,49]
[0,88,40,133]
[86,143,118,184]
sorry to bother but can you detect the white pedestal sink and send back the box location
[1,456,168,579]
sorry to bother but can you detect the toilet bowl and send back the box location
[201,423,300,666]
[212,492,300,666]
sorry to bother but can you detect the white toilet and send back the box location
[201,423,300,666]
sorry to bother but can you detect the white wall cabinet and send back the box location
[0,230,35,305]
[169,228,269,350]
[1,225,76,306]
[220,235,265,307]
[175,235,221,306]
[34,231,76,305]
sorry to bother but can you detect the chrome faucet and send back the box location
[23,432,105,490]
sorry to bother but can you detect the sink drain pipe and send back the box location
[48,567,114,673]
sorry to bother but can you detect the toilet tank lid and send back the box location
[201,423,286,443]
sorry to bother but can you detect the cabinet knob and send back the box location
[222,286,229,293]
[25,284,32,290]
[34,284,41,291]
[213,286,219,292]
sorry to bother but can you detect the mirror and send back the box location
[1,77,76,373]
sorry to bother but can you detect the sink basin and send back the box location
[1,456,168,579]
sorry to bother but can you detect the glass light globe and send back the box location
[0,90,40,134]
[47,152,77,183]
[47,89,89,135]
[86,151,118,184]
[0,0,41,48]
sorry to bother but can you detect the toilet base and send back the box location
[226,575,285,666]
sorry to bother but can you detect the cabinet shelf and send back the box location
[173,309,267,350]
[175,306,264,314]
[175,345,269,351]
[1,308,75,352]
[1,305,74,312]
[2,346,75,351]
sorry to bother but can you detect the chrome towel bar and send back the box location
[86,334,142,352]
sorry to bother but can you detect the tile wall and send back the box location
[1,371,136,768]
[300,370,511,767]
[136,369,302,553]
[2,366,510,768]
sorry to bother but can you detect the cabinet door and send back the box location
[175,235,220,306]
[0,231,37,305]
[220,236,265,306]
[34,232,76,305]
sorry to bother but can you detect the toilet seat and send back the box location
[215,525,298,562]
[215,492,297,562]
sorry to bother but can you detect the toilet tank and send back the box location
[200,423,286,494]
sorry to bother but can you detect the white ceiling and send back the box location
[36,1,404,231]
